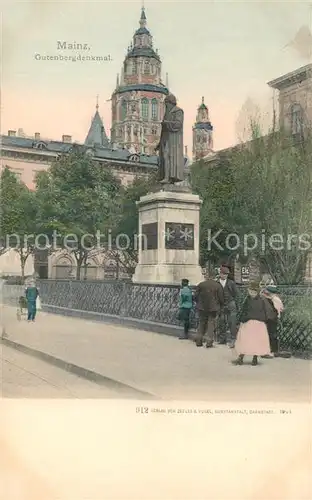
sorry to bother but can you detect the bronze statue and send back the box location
[155,94,184,184]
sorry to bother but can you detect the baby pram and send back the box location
[17,296,28,321]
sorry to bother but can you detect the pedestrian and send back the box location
[178,278,193,340]
[233,281,271,366]
[261,285,284,357]
[217,266,238,348]
[25,280,39,322]
[194,271,224,348]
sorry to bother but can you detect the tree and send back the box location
[197,125,312,284]
[230,128,312,284]
[0,167,37,278]
[191,122,312,284]
[191,157,238,269]
[35,150,122,279]
[111,173,157,276]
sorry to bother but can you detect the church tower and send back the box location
[192,97,213,160]
[110,7,169,154]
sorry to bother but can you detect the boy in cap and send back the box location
[178,278,193,339]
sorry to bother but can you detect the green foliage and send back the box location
[191,157,237,266]
[191,128,312,284]
[35,150,123,278]
[111,172,157,273]
[0,167,37,275]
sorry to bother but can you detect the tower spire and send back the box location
[140,2,147,28]
[96,95,99,111]
[192,97,213,160]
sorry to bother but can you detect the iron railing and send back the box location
[2,280,311,355]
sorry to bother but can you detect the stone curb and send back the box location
[0,335,158,400]
[42,304,197,339]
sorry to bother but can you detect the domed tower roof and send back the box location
[134,7,149,35]
[125,7,160,62]
[194,96,213,131]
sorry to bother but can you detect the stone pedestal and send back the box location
[132,189,204,286]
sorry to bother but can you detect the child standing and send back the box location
[233,281,271,366]
[178,278,193,340]
[25,281,39,322]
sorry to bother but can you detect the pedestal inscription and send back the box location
[133,190,204,285]
[164,222,194,250]
[141,222,158,250]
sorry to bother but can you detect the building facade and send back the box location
[110,7,169,155]
[192,97,213,160]
[267,63,312,135]
[0,103,159,191]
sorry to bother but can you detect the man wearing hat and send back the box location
[194,270,224,348]
[217,266,238,347]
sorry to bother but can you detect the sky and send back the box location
[1,0,312,152]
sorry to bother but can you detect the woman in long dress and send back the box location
[233,281,271,366]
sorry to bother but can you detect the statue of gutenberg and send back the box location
[155,94,184,184]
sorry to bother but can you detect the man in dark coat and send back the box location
[194,272,224,348]
[155,93,184,184]
[217,266,238,347]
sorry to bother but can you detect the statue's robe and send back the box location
[158,106,184,183]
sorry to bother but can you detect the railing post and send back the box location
[68,279,73,309]
[121,281,127,317]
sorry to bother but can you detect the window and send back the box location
[151,99,158,120]
[291,103,303,135]
[132,60,137,75]
[121,100,127,121]
[8,168,22,179]
[129,154,139,162]
[152,127,157,135]
[144,61,150,74]
[141,98,149,119]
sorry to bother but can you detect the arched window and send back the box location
[141,98,149,119]
[291,103,303,135]
[132,60,137,75]
[151,99,158,120]
[121,100,127,121]
[144,60,150,74]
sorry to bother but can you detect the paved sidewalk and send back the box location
[1,305,311,402]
